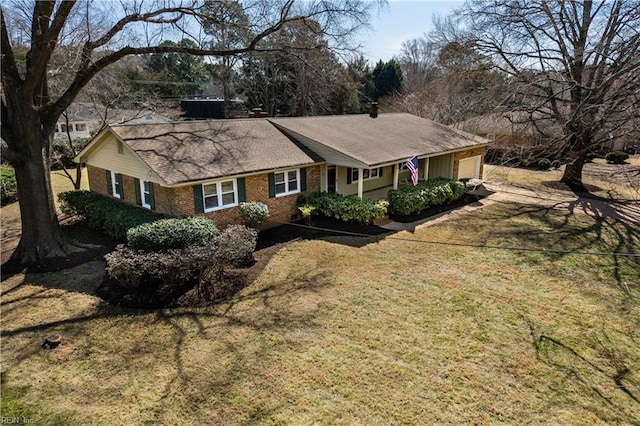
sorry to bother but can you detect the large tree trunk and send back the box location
[7,111,77,265]
[560,149,588,191]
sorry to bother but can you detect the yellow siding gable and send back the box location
[83,132,165,184]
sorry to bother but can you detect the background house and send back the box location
[179,98,246,119]
[55,102,171,140]
[457,111,632,164]
[455,111,563,164]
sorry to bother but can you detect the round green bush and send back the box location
[605,151,629,164]
[238,201,269,229]
[387,178,464,216]
[127,216,219,252]
[1,167,17,205]
[296,192,388,225]
[537,158,552,170]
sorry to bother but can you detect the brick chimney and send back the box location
[249,107,269,118]
[369,102,378,118]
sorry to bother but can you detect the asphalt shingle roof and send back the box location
[270,113,487,166]
[98,113,487,186]
[109,119,318,185]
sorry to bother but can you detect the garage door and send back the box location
[457,156,481,179]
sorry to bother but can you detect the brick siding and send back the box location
[87,165,109,197]
[86,164,322,230]
[86,165,141,206]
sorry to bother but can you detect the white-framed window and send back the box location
[202,179,237,212]
[274,169,299,196]
[351,167,382,182]
[111,171,123,198]
[140,180,153,209]
[75,123,87,132]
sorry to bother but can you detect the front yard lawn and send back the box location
[1,198,638,424]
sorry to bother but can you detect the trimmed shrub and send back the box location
[58,190,166,239]
[386,178,466,216]
[537,158,552,170]
[298,204,317,225]
[127,217,219,252]
[550,160,561,169]
[1,167,17,205]
[105,225,258,305]
[58,189,95,216]
[605,151,629,164]
[214,225,258,269]
[297,192,388,225]
[105,244,216,290]
[238,201,269,229]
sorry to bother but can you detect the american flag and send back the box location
[406,155,419,186]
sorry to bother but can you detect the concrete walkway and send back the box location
[381,181,640,233]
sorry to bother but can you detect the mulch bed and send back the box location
[255,217,391,250]
[0,219,120,277]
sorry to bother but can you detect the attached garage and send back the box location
[457,155,482,179]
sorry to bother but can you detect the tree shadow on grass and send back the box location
[475,193,640,298]
[525,318,640,423]
[1,262,334,422]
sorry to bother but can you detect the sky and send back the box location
[358,0,463,63]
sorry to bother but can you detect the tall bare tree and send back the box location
[395,38,437,93]
[389,34,506,125]
[0,0,378,265]
[453,0,640,189]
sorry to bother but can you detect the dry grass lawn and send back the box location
[1,163,639,424]
[484,157,640,201]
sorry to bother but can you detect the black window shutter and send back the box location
[391,165,395,174]
[268,173,276,198]
[106,170,113,195]
[346,167,352,184]
[300,168,307,191]
[379,167,383,177]
[193,185,204,213]
[133,178,142,205]
[237,177,246,202]
[148,183,155,210]
[116,173,124,198]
